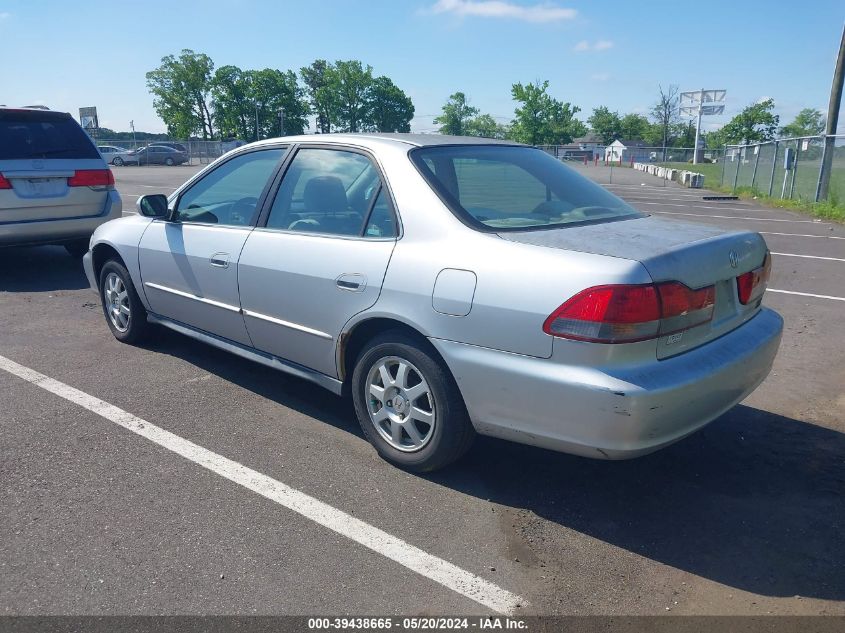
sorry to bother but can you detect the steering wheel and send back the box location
[530,200,576,216]
[288,218,321,231]
[230,196,259,224]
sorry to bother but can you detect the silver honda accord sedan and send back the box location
[82,134,783,471]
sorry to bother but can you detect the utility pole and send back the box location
[817,24,845,202]
[693,89,704,165]
[279,107,285,136]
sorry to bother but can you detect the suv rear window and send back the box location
[0,110,100,160]
[410,145,643,232]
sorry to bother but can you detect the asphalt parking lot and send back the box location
[1,162,843,616]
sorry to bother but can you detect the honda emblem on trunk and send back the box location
[729,250,739,268]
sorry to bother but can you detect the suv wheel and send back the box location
[351,332,474,472]
[98,260,148,344]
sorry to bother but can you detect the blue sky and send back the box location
[1,0,843,135]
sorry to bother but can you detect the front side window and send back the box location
[266,148,396,237]
[411,145,643,232]
[174,148,286,226]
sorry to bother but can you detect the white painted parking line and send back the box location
[603,184,711,194]
[651,211,826,224]
[771,252,845,263]
[0,354,524,615]
[760,231,845,240]
[633,200,789,213]
[768,289,845,302]
[619,196,754,205]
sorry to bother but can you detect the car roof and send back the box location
[245,133,524,152]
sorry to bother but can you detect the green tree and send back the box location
[780,108,825,137]
[465,114,510,139]
[300,59,333,133]
[212,67,309,140]
[510,80,584,145]
[718,99,780,145]
[675,121,696,147]
[211,65,252,140]
[324,60,374,133]
[367,76,414,132]
[146,49,216,139]
[434,92,479,135]
[587,106,622,145]
[249,68,309,138]
[619,113,651,141]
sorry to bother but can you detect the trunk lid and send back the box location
[500,215,768,358]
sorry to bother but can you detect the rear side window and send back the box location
[266,148,393,238]
[0,111,99,160]
[411,145,643,232]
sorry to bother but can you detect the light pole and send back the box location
[255,103,259,141]
[130,120,137,150]
[278,107,285,137]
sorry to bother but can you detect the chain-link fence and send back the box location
[720,135,845,203]
[95,139,241,166]
[537,145,724,165]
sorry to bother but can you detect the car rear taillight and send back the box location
[543,281,716,344]
[736,253,771,305]
[67,169,114,187]
[0,173,12,189]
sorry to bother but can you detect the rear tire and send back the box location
[351,332,474,472]
[98,259,148,344]
[165,157,175,166]
[64,239,89,258]
[113,157,124,166]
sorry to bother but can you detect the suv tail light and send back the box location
[736,253,771,305]
[543,281,716,344]
[0,173,12,190]
[67,169,114,187]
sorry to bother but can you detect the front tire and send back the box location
[98,260,148,344]
[113,156,124,166]
[351,332,474,472]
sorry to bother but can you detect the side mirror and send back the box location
[137,194,169,218]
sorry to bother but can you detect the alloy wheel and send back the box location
[103,272,131,332]
[366,356,436,452]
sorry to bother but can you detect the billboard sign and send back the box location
[79,106,98,131]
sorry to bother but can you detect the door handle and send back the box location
[336,273,366,292]
[210,253,230,268]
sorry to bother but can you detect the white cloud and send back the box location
[574,39,614,52]
[591,73,611,81]
[430,0,576,23]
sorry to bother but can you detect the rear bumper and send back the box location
[430,307,783,459]
[0,190,122,247]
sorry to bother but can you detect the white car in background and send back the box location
[98,145,136,166]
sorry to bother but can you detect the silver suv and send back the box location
[0,108,122,256]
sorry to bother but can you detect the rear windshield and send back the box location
[0,110,99,160]
[410,145,643,232]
